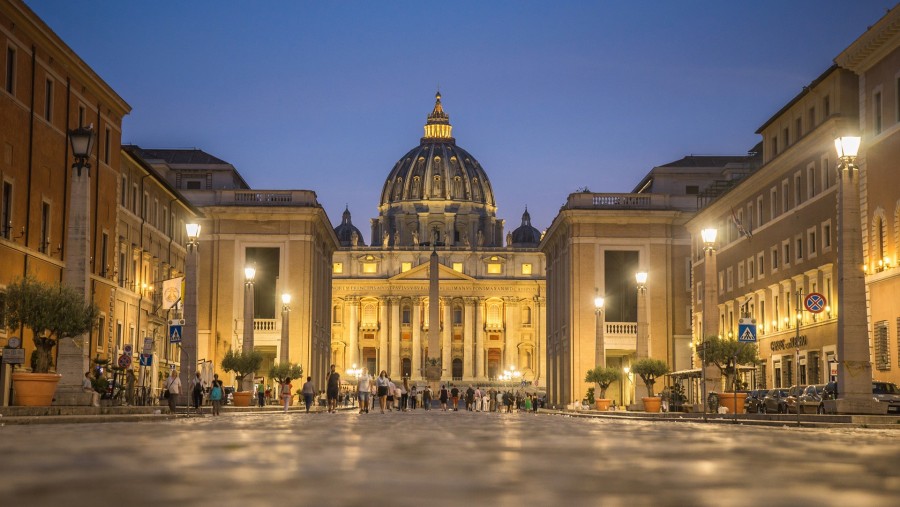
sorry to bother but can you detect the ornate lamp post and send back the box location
[633,272,649,407]
[280,293,291,364]
[242,265,256,391]
[55,126,95,404]
[699,227,719,415]
[833,136,882,414]
[594,294,606,368]
[179,223,200,408]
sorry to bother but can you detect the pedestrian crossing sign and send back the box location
[738,318,757,343]
[169,324,182,343]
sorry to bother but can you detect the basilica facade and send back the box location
[330,94,546,385]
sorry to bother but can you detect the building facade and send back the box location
[331,94,546,385]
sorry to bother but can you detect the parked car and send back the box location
[744,389,768,414]
[761,388,789,414]
[797,384,828,414]
[872,381,900,413]
[784,385,806,414]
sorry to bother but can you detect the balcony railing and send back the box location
[254,319,278,332]
[185,189,319,207]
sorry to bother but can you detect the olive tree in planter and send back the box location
[221,349,263,406]
[631,358,669,412]
[701,335,758,414]
[269,363,303,405]
[585,366,620,411]
[5,277,98,405]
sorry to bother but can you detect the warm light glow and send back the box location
[282,293,291,305]
[68,125,94,158]
[635,272,648,285]
[834,136,861,159]
[594,296,605,309]
[244,266,256,281]
[701,228,718,245]
[623,366,630,375]
[185,223,201,241]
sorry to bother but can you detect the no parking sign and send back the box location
[804,293,827,313]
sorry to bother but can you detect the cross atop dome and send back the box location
[423,91,454,142]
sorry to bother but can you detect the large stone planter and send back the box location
[232,391,253,407]
[12,372,62,406]
[595,399,612,411]
[642,396,662,413]
[719,392,748,414]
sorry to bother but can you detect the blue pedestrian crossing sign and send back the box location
[738,318,757,343]
[168,319,185,344]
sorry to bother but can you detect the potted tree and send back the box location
[269,362,303,406]
[585,366,620,411]
[221,349,263,406]
[701,335,758,414]
[5,277,98,406]
[631,358,669,412]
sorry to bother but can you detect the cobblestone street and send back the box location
[1,410,898,506]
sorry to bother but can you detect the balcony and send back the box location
[604,321,637,351]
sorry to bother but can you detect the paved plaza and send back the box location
[1,410,898,506]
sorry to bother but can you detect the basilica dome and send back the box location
[379,92,495,208]
[511,209,542,247]
[333,207,365,247]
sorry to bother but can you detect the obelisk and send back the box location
[425,244,442,381]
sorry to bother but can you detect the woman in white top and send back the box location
[357,368,371,414]
[375,371,390,413]
[165,370,181,413]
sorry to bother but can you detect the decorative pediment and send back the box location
[480,254,508,264]
[389,262,476,282]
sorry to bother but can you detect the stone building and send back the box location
[330,94,546,385]
[541,156,754,408]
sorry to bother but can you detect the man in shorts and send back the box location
[326,364,340,413]
[357,367,371,414]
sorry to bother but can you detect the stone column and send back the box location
[475,298,485,379]
[463,298,474,379]
[242,278,255,392]
[378,298,390,374]
[536,296,546,385]
[412,297,422,380]
[504,297,519,369]
[347,296,359,368]
[442,297,452,380]
[390,298,401,378]
[179,240,199,407]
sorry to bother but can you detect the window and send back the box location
[131,185,137,214]
[362,262,377,274]
[44,79,53,122]
[453,307,463,325]
[757,252,765,278]
[821,156,831,190]
[718,271,724,294]
[101,232,109,276]
[332,262,343,274]
[401,262,412,272]
[808,228,817,257]
[737,261,745,287]
[796,236,803,261]
[875,321,890,371]
[97,316,105,351]
[771,246,779,271]
[726,267,733,292]
[806,164,816,199]
[782,180,790,212]
[782,241,791,268]
[5,46,15,94]
[452,262,463,273]
[487,263,502,274]
[161,206,168,235]
[794,173,802,206]
[186,181,202,190]
[685,185,699,195]
[783,127,790,147]
[795,117,802,139]
[402,306,411,325]
[39,201,50,253]
[756,196,763,226]
[120,175,127,207]
[808,106,816,128]
[770,187,777,218]
[771,136,778,157]
[874,91,883,135]
[521,263,532,275]
[747,258,755,283]
[142,192,149,219]
[78,105,85,127]
[822,221,832,251]
[104,127,111,164]
[2,180,13,239]
[823,95,830,117]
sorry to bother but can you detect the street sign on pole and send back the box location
[804,293,827,313]
[738,317,757,343]
[142,336,153,354]
[139,354,153,366]
[168,319,185,344]
[117,354,132,369]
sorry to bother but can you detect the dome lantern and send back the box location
[422,91,454,142]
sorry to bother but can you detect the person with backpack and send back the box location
[191,371,205,414]
[209,373,225,416]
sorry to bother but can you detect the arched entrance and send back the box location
[452,358,463,379]
[401,358,411,379]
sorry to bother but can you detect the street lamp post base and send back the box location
[832,398,888,415]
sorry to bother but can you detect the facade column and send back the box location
[475,298,485,379]
[442,297,452,380]
[535,296,546,385]
[347,296,359,369]
[463,298,475,379]
[504,297,519,369]
[390,297,401,378]
[412,297,422,380]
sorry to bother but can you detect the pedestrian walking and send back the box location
[465,385,475,411]
[357,368,371,414]
[191,371,205,414]
[474,386,482,412]
[280,377,293,412]
[164,369,180,413]
[450,385,460,411]
[370,380,377,411]
[387,378,397,411]
[524,394,533,412]
[410,385,418,410]
[376,370,390,413]
[257,382,265,408]
[301,376,316,413]
[439,385,449,411]
[326,365,340,413]
[423,385,433,410]
[400,377,409,411]
[209,374,224,416]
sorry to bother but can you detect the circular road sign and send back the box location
[805,292,827,313]
[117,354,132,368]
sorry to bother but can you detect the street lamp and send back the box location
[180,222,200,409]
[594,293,606,368]
[623,366,632,407]
[242,265,256,391]
[833,135,880,414]
[634,271,649,407]
[280,293,292,364]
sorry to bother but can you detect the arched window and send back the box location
[453,305,463,325]
[332,305,341,324]
[362,303,377,327]
[487,303,501,326]
[522,306,532,326]
[402,305,411,325]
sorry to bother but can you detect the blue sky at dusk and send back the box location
[26,1,894,238]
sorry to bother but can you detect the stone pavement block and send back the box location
[0,410,898,506]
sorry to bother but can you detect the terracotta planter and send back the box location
[718,392,748,414]
[12,372,62,406]
[595,399,612,411]
[642,396,662,413]
[232,391,253,407]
